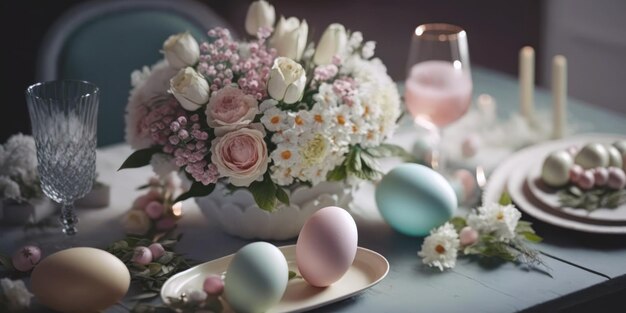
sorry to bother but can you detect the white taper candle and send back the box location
[552,55,567,139]
[519,46,535,123]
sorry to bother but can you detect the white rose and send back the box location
[245,0,275,36]
[122,210,151,235]
[169,67,210,111]
[163,32,200,69]
[270,16,308,60]
[313,23,348,65]
[0,278,33,311]
[267,57,306,104]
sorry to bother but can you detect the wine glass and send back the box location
[25,80,99,236]
[405,23,472,171]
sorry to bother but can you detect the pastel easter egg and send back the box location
[375,163,457,237]
[606,145,623,169]
[31,247,130,313]
[574,143,609,169]
[607,167,626,190]
[541,151,573,187]
[296,206,358,287]
[224,242,288,313]
[613,140,626,155]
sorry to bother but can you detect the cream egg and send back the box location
[296,206,358,287]
[541,150,573,187]
[224,242,288,313]
[606,145,623,169]
[574,143,609,169]
[31,247,130,313]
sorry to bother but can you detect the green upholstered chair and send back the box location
[37,0,234,146]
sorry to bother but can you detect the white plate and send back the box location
[484,133,626,234]
[161,245,389,313]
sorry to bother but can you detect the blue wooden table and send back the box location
[1,67,625,312]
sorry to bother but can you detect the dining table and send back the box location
[1,66,626,313]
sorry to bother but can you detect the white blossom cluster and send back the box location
[0,134,39,201]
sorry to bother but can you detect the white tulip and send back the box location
[313,23,348,65]
[169,67,210,111]
[162,32,200,69]
[270,16,308,61]
[245,0,276,36]
[267,57,306,104]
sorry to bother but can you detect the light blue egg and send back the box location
[375,163,457,237]
[224,242,288,313]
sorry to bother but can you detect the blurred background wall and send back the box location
[1,0,623,143]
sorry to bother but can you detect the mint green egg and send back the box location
[375,163,457,237]
[224,242,288,313]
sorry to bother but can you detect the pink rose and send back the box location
[205,86,258,131]
[211,124,269,186]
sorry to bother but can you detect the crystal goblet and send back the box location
[25,80,99,236]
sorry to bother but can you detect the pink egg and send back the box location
[592,167,609,186]
[459,227,478,246]
[577,170,595,190]
[296,206,358,287]
[607,167,626,190]
[203,275,224,296]
[569,165,583,183]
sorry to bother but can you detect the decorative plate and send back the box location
[484,133,626,234]
[161,245,389,313]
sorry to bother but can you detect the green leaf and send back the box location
[174,182,216,203]
[276,187,290,206]
[449,216,467,233]
[289,270,297,280]
[249,174,278,211]
[129,292,159,301]
[499,191,512,206]
[521,231,543,243]
[365,143,415,161]
[119,147,161,170]
[349,149,363,172]
[0,255,14,270]
[326,165,348,181]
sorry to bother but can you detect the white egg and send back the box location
[574,143,609,169]
[31,247,130,313]
[541,150,573,187]
[606,145,623,169]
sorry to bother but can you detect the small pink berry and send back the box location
[607,167,626,190]
[132,247,153,265]
[203,275,224,296]
[577,170,595,190]
[148,243,166,261]
[156,217,177,231]
[145,201,165,219]
[592,167,609,186]
[459,227,479,246]
[569,165,584,183]
[12,245,42,272]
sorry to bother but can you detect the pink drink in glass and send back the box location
[405,60,472,129]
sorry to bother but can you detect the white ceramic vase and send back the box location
[196,181,356,240]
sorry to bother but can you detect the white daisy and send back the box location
[309,103,332,131]
[418,222,460,271]
[261,107,288,132]
[467,203,521,241]
[286,110,312,132]
[271,144,300,167]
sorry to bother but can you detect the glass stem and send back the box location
[431,127,447,174]
[60,202,78,236]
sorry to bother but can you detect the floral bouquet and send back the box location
[122,0,405,211]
